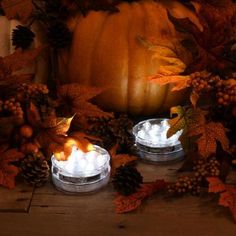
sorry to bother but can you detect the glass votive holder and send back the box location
[51,145,111,194]
[132,118,184,163]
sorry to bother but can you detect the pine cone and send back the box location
[47,21,72,49]
[20,152,50,187]
[12,25,35,50]
[112,165,143,196]
[87,117,116,149]
[109,114,134,151]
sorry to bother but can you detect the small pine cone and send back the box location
[87,117,115,149]
[47,21,72,49]
[112,165,143,196]
[20,152,50,187]
[109,114,134,149]
[12,25,35,50]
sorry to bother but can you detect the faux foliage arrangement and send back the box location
[0,0,235,222]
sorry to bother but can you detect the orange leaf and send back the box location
[207,177,226,193]
[1,0,33,23]
[115,180,167,214]
[149,73,190,92]
[219,186,236,222]
[109,144,137,174]
[188,122,229,158]
[57,84,113,120]
[0,147,24,189]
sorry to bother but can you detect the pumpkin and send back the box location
[0,16,49,83]
[58,0,202,115]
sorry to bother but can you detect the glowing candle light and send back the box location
[51,145,111,193]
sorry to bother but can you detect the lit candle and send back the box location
[133,119,184,163]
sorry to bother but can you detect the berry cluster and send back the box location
[216,79,236,106]
[17,83,49,97]
[0,98,24,120]
[167,157,220,196]
[167,176,201,196]
[188,71,220,93]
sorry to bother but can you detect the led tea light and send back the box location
[133,119,184,163]
[51,145,111,193]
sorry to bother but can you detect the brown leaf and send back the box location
[57,84,113,121]
[1,0,33,23]
[168,1,236,73]
[188,122,229,158]
[115,180,167,214]
[0,147,24,189]
[109,144,137,174]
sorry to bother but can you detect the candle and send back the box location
[51,145,111,193]
[133,119,184,163]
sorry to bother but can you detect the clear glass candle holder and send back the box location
[51,145,111,194]
[132,118,184,163]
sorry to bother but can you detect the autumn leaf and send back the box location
[188,121,229,158]
[1,0,33,23]
[109,144,137,174]
[167,106,207,151]
[57,84,113,121]
[0,48,43,87]
[26,102,74,158]
[0,146,24,189]
[207,177,227,193]
[138,37,191,91]
[207,177,236,223]
[115,180,167,214]
[167,1,236,73]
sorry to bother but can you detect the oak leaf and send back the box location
[57,84,113,121]
[0,146,24,189]
[115,180,167,214]
[188,121,229,158]
[1,0,33,23]
[167,1,236,73]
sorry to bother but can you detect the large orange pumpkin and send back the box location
[58,0,202,115]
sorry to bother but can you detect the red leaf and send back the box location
[207,177,226,193]
[1,0,33,23]
[115,180,167,214]
[0,147,24,189]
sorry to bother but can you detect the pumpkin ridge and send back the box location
[89,13,109,87]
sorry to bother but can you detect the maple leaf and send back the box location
[207,177,227,193]
[0,146,24,189]
[0,48,42,87]
[109,144,137,174]
[1,0,33,23]
[167,1,236,73]
[138,37,191,91]
[167,106,207,151]
[207,177,236,223]
[57,84,113,121]
[26,102,74,158]
[188,121,229,158]
[115,180,167,214]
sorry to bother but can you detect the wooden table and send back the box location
[0,162,235,236]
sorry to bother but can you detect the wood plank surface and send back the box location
[0,161,235,236]
[0,181,34,212]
